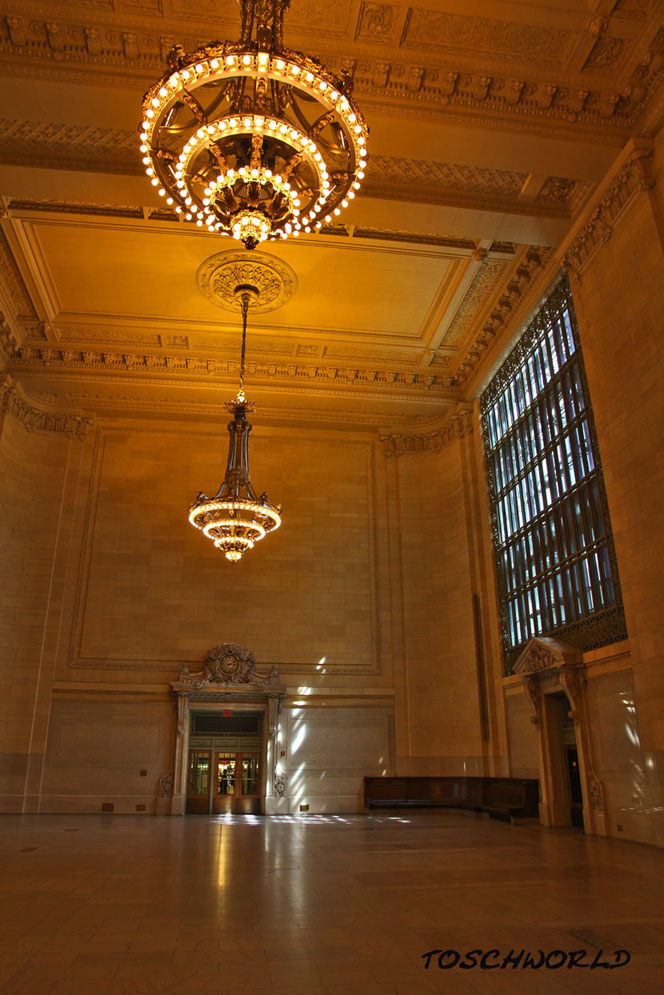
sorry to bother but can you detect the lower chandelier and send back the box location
[188,284,281,562]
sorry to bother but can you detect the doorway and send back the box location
[553,691,584,830]
[185,710,264,815]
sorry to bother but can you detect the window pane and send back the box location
[480,275,627,673]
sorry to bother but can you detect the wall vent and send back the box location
[101,802,114,812]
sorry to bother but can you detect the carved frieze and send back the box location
[369,154,526,197]
[563,148,655,277]
[8,344,459,395]
[452,247,553,388]
[356,3,399,43]
[0,7,661,134]
[380,406,473,457]
[0,373,92,440]
[438,260,507,352]
[401,9,576,68]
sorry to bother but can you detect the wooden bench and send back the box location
[364,776,539,823]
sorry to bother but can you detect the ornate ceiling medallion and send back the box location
[196,249,297,313]
[139,0,369,250]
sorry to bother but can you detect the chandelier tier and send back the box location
[140,0,369,250]
[188,284,281,562]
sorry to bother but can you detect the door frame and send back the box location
[514,636,608,836]
[170,690,284,816]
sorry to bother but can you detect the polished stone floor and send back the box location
[0,811,662,994]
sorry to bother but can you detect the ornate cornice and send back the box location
[380,406,473,457]
[0,227,39,345]
[562,145,655,277]
[8,345,460,397]
[0,6,662,139]
[0,124,588,217]
[452,246,554,388]
[0,372,92,439]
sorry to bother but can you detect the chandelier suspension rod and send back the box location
[239,292,249,401]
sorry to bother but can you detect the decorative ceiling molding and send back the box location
[364,156,591,217]
[0,371,92,439]
[0,124,590,217]
[7,345,461,397]
[0,197,516,255]
[613,1,650,22]
[561,145,655,277]
[1,7,663,137]
[41,388,441,428]
[0,227,39,343]
[452,246,554,387]
[399,9,576,68]
[380,405,473,457]
[370,153,527,198]
[435,259,508,354]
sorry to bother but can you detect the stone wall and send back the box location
[0,411,72,812]
[563,139,664,846]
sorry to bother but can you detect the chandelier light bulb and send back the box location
[139,0,368,250]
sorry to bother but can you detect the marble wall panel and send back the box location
[274,704,394,814]
[505,691,539,779]
[41,697,173,813]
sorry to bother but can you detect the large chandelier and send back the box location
[188,284,281,562]
[139,0,369,249]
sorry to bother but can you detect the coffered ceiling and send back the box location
[0,0,663,427]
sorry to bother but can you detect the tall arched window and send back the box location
[480,275,627,673]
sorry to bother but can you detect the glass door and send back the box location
[240,753,261,797]
[212,751,262,814]
[186,751,211,814]
[212,752,236,813]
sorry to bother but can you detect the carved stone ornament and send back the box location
[563,146,655,278]
[206,644,255,684]
[177,643,282,688]
[0,373,92,441]
[274,772,287,797]
[588,771,604,811]
[559,664,586,710]
[381,406,473,457]
[196,250,298,313]
[158,770,174,798]
[514,641,556,674]
[524,675,541,726]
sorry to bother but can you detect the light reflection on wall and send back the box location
[621,694,646,812]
